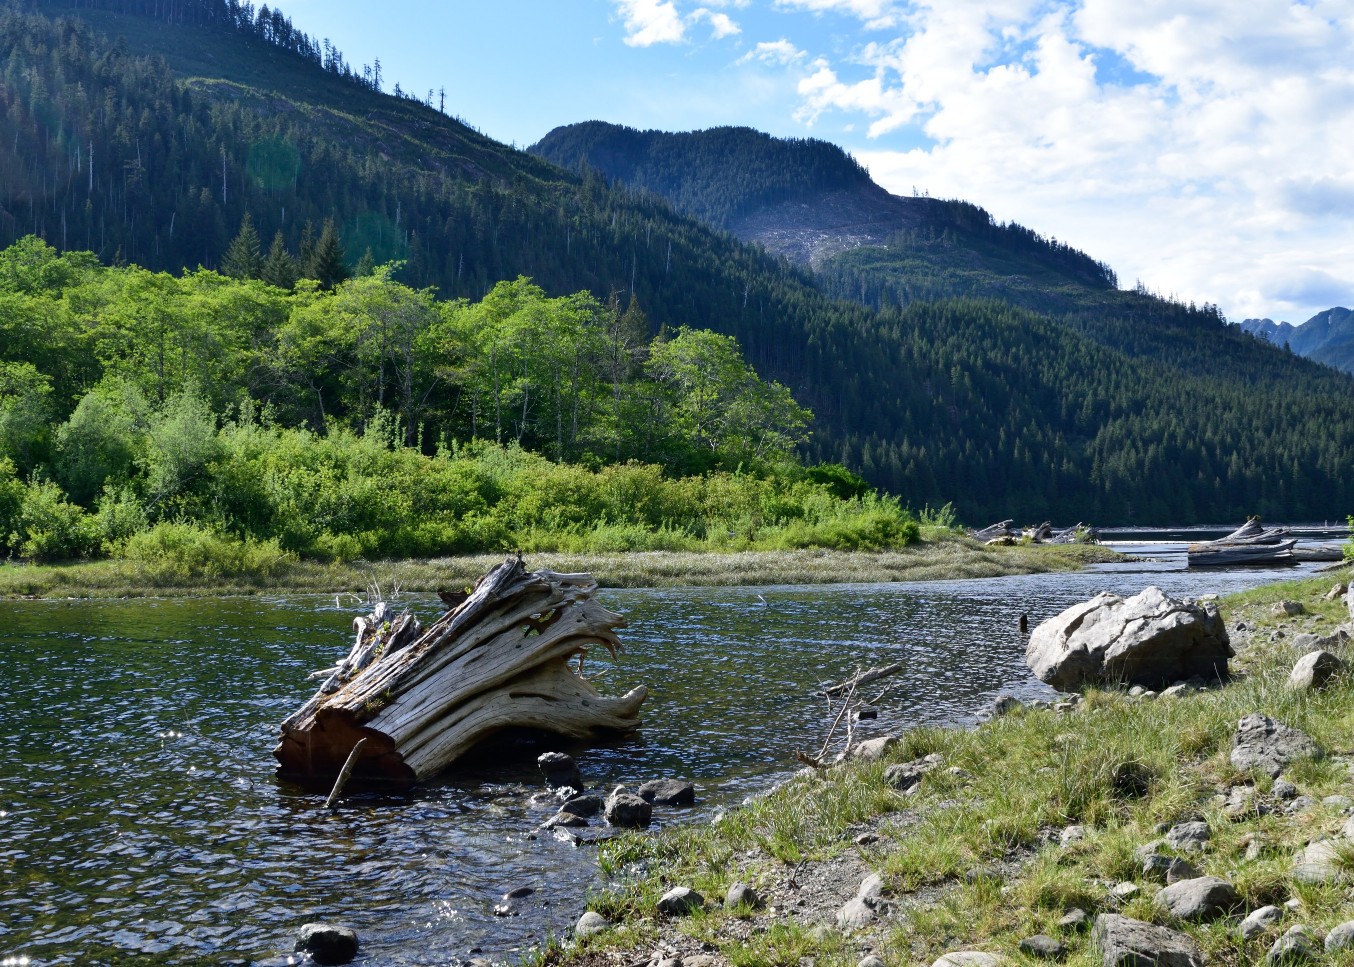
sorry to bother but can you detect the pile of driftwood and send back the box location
[1188,519,1297,567]
[971,520,1098,545]
[274,557,648,791]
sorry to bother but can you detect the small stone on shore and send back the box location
[1018,934,1065,959]
[1240,905,1284,940]
[574,910,609,937]
[725,881,760,911]
[657,886,704,917]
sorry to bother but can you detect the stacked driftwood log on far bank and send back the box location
[971,520,1099,546]
[274,557,648,791]
[1187,519,1298,567]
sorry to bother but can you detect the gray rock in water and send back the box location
[1289,650,1344,691]
[537,751,583,791]
[544,811,588,829]
[295,924,359,966]
[725,881,761,911]
[1018,935,1065,959]
[1154,876,1240,921]
[637,778,696,806]
[1230,714,1322,777]
[1241,905,1285,940]
[1165,820,1211,852]
[1026,587,1231,691]
[558,793,605,817]
[1092,913,1203,967]
[604,790,652,828]
[1266,925,1319,964]
[1325,919,1354,951]
[656,886,704,917]
[1293,840,1345,885]
[574,910,610,937]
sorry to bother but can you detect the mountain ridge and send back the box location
[1239,307,1354,375]
[4,1,1354,524]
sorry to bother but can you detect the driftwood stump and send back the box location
[274,557,648,790]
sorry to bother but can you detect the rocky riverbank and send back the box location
[539,568,1354,967]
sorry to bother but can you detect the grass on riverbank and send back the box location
[552,566,1354,967]
[0,533,1118,598]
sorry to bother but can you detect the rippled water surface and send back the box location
[0,547,1339,965]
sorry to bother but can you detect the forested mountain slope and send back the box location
[531,122,1119,294]
[1241,309,1354,375]
[5,0,1354,524]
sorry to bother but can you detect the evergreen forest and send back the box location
[2,0,1354,543]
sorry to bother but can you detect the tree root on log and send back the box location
[274,557,648,790]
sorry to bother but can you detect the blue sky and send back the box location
[282,0,1354,324]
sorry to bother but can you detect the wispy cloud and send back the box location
[773,0,903,30]
[615,0,745,46]
[739,38,807,65]
[692,7,742,38]
[616,0,687,46]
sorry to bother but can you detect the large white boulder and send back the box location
[1026,586,1231,691]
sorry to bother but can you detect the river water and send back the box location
[0,534,1345,965]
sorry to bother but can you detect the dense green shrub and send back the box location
[118,522,294,582]
[9,477,98,561]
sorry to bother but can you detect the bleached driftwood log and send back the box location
[274,557,647,789]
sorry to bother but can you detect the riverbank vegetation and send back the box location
[0,237,931,572]
[0,534,1117,599]
[553,569,1354,966]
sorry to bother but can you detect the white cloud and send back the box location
[692,7,742,38]
[739,38,807,65]
[774,0,904,30]
[616,0,686,46]
[758,0,1354,320]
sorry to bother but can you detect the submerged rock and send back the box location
[1026,587,1231,690]
[604,788,652,828]
[295,923,359,966]
[537,752,583,791]
[637,778,696,806]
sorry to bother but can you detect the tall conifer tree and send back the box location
[221,213,263,279]
[261,230,297,290]
[307,219,348,289]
